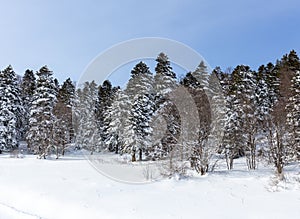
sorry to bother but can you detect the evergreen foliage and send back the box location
[26,66,57,158]
[20,69,36,139]
[0,66,23,151]
[1,50,300,177]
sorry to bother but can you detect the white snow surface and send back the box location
[0,153,300,219]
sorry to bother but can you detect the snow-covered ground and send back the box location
[0,153,299,219]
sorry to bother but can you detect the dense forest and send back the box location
[0,50,299,176]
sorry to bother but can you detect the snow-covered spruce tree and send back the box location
[286,70,300,161]
[123,61,154,161]
[286,50,300,71]
[26,66,57,158]
[151,53,179,161]
[102,85,120,150]
[0,65,23,151]
[105,88,130,154]
[256,66,272,127]
[210,67,227,143]
[227,66,263,170]
[263,63,280,109]
[254,67,273,160]
[241,69,258,169]
[222,65,249,169]
[255,63,279,162]
[259,63,282,164]
[20,69,36,140]
[125,61,154,99]
[154,53,177,97]
[53,78,75,156]
[192,61,210,91]
[223,101,241,170]
[130,93,154,161]
[285,51,300,161]
[105,89,135,154]
[72,88,82,149]
[96,80,115,147]
[208,69,226,161]
[74,81,100,154]
[213,67,232,155]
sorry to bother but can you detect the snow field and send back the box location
[0,154,299,219]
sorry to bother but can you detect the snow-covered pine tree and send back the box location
[263,63,280,108]
[131,93,153,161]
[258,62,284,169]
[96,80,115,146]
[223,99,240,170]
[123,61,154,161]
[105,88,131,155]
[72,87,82,149]
[74,81,100,154]
[26,66,57,158]
[192,61,210,91]
[53,78,75,156]
[126,61,154,98]
[102,85,120,149]
[104,61,155,161]
[152,53,179,160]
[154,53,177,98]
[214,67,232,156]
[20,69,36,140]
[254,67,273,159]
[208,69,226,155]
[256,66,272,126]
[241,68,258,169]
[0,65,23,151]
[222,65,249,169]
[286,70,300,161]
[287,50,300,71]
[123,110,137,162]
[285,52,300,161]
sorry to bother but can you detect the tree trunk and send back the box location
[275,129,283,175]
[229,157,233,170]
[56,147,59,159]
[115,144,119,154]
[132,150,136,162]
[139,148,142,161]
[200,167,205,175]
[225,153,234,170]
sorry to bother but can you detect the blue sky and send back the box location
[0,0,299,84]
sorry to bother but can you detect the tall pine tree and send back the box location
[124,61,154,161]
[20,69,36,140]
[152,53,179,160]
[74,81,100,154]
[105,88,129,154]
[0,65,23,151]
[96,80,115,146]
[26,66,57,158]
[53,78,75,156]
[287,70,300,161]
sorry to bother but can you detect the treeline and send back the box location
[217,50,300,175]
[0,51,299,176]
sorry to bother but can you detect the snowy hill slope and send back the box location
[0,154,299,219]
